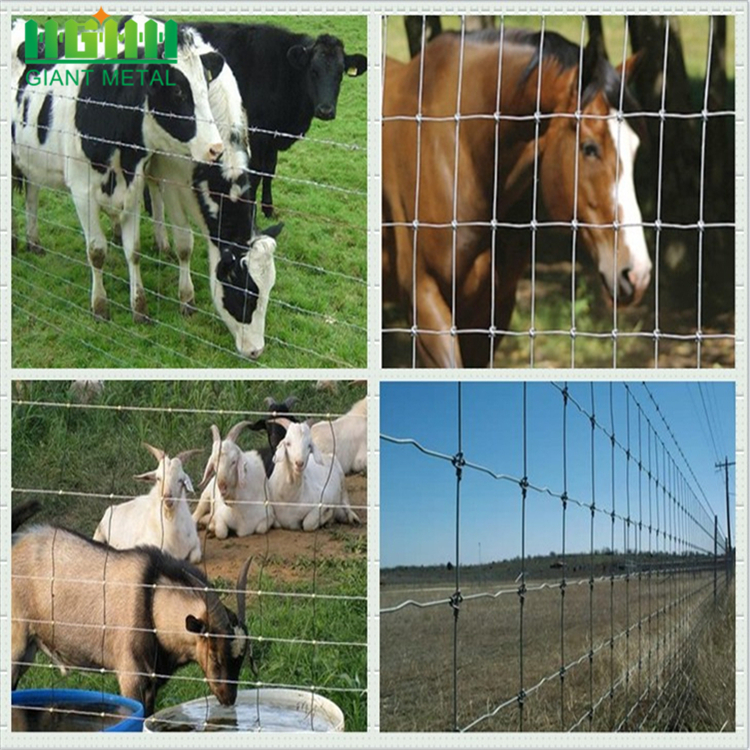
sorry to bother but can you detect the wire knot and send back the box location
[452,451,465,478]
[561,491,568,510]
[517,689,526,706]
[449,590,463,613]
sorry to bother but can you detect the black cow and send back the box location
[188,22,368,217]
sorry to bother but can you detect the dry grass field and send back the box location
[380,569,734,732]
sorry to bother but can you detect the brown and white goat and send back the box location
[11,526,252,715]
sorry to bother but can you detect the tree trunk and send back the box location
[627,16,733,326]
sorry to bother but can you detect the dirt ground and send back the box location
[196,474,367,585]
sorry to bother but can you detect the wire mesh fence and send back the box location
[10,14,367,369]
[379,381,735,732]
[10,380,367,731]
[381,15,736,368]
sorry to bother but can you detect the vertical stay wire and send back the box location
[450,18,468,367]
[588,383,596,729]
[410,16,429,367]
[488,18,506,367]
[519,382,528,730]
[696,18,715,367]
[654,20,671,367]
[560,383,569,729]
[529,19,547,366]
[452,382,464,731]
[609,383,616,729]
[610,18,631,367]
[570,19,586,367]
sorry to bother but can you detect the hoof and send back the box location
[180,301,196,317]
[261,203,275,219]
[133,311,153,324]
[92,299,110,321]
[154,240,171,257]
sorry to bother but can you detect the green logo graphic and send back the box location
[24,10,177,65]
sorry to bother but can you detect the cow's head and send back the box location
[287,34,367,121]
[213,226,282,360]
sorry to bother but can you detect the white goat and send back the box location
[193,422,274,538]
[93,444,202,563]
[310,397,367,475]
[269,422,359,531]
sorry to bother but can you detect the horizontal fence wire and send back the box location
[379,381,734,732]
[10,385,367,730]
[380,14,736,368]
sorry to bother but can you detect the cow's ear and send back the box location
[287,44,311,70]
[262,222,284,240]
[200,51,224,83]
[344,53,368,77]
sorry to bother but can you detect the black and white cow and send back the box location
[178,21,368,217]
[119,15,281,359]
[192,161,283,359]
[11,20,224,322]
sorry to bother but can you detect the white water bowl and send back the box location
[143,689,344,733]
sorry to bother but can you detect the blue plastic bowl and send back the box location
[12,689,144,732]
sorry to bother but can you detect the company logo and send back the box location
[24,7,177,65]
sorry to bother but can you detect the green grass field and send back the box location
[12,15,367,369]
[380,566,734,732]
[11,379,367,730]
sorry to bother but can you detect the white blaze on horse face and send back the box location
[607,114,652,303]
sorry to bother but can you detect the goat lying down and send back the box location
[270,421,360,531]
[193,422,274,539]
[12,526,252,715]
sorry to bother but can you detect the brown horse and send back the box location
[382,28,652,367]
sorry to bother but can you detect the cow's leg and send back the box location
[149,180,171,256]
[24,181,45,255]
[260,150,278,218]
[160,183,195,315]
[119,189,149,323]
[69,182,110,320]
[414,273,463,368]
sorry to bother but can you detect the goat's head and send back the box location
[135,443,200,513]
[186,556,253,706]
[273,421,324,478]
[200,422,253,499]
[248,395,299,451]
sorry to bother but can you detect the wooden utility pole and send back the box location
[715,457,735,554]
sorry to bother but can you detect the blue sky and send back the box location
[380,381,736,568]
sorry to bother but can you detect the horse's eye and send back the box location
[581,140,600,159]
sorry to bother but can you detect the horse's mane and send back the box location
[459,28,641,114]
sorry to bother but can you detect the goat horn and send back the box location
[236,556,253,625]
[184,569,229,629]
[210,424,222,445]
[263,396,276,408]
[226,420,252,444]
[283,395,298,409]
[176,448,203,465]
[143,443,165,462]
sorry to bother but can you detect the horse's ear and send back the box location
[616,50,644,83]
[580,35,605,92]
